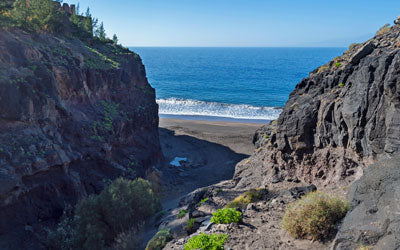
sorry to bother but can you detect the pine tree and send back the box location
[10,0,63,32]
[112,34,118,44]
[97,21,106,40]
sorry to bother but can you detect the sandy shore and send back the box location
[159,118,263,156]
[140,118,265,247]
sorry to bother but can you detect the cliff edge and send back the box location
[0,27,162,249]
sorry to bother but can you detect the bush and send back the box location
[112,229,141,250]
[184,233,228,250]
[145,229,173,250]
[225,189,264,209]
[339,82,345,88]
[282,191,349,240]
[335,62,342,67]
[211,208,242,224]
[376,24,391,36]
[49,178,161,250]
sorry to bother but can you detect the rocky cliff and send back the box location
[0,28,162,249]
[240,20,400,189]
[333,155,400,249]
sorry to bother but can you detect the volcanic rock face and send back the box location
[242,22,400,188]
[0,28,162,249]
[332,156,400,249]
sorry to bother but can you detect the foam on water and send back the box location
[157,98,282,120]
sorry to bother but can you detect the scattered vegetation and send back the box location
[145,229,173,250]
[178,209,189,219]
[281,191,349,241]
[0,0,120,44]
[196,197,209,207]
[48,178,161,250]
[339,82,345,88]
[187,218,196,231]
[335,62,342,67]
[225,188,265,209]
[184,233,228,250]
[211,208,242,224]
[376,23,391,36]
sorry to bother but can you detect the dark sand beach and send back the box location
[140,118,263,247]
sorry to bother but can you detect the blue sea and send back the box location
[130,47,345,122]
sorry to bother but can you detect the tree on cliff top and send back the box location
[112,34,118,44]
[10,0,63,32]
[97,21,106,40]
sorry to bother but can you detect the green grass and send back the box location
[178,209,189,219]
[211,208,242,224]
[184,233,228,250]
[282,191,349,240]
[196,197,209,207]
[187,218,196,231]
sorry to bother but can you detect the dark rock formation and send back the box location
[0,28,162,249]
[237,20,400,188]
[332,155,400,250]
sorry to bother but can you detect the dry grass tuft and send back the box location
[282,191,349,241]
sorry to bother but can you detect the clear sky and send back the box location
[63,0,400,47]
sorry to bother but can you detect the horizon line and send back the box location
[127,46,348,48]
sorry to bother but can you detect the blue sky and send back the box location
[64,0,400,47]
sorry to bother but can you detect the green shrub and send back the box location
[187,218,196,231]
[49,178,161,250]
[282,191,349,240]
[339,82,345,88]
[184,233,228,250]
[335,62,342,67]
[178,209,189,219]
[145,229,173,250]
[225,189,264,209]
[211,208,242,224]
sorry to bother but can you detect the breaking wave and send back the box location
[157,98,282,120]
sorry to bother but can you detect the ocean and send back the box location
[130,47,346,123]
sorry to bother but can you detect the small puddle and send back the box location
[170,157,187,166]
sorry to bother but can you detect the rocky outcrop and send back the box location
[240,20,400,188]
[332,155,400,250]
[164,182,324,250]
[0,28,162,249]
